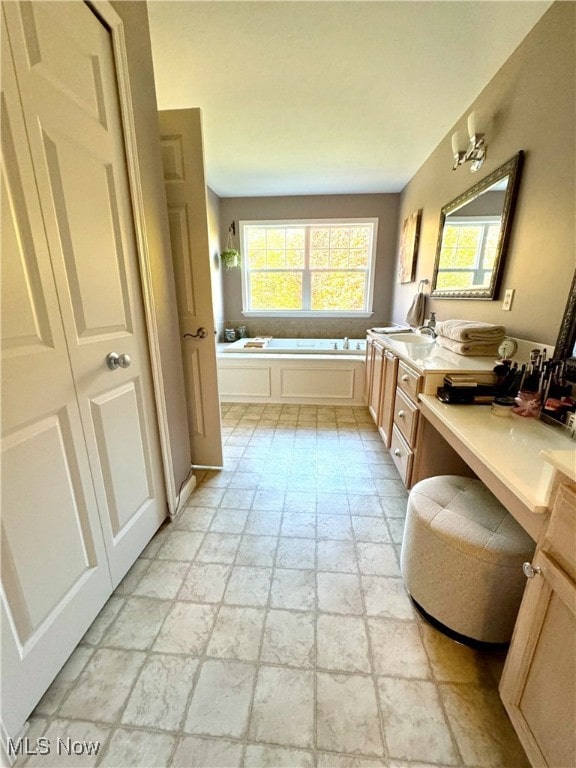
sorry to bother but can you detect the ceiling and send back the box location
[147,1,552,198]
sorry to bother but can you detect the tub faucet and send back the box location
[343,337,350,349]
[417,326,437,339]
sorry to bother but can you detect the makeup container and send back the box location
[491,397,515,417]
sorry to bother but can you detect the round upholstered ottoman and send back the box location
[400,475,535,643]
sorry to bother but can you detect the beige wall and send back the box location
[206,187,225,336]
[111,1,191,491]
[392,1,575,345]
[219,194,400,339]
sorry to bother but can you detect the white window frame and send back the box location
[239,218,378,318]
[438,216,501,287]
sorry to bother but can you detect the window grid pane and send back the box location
[243,221,375,313]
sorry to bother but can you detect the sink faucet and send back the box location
[417,326,437,339]
[343,337,350,349]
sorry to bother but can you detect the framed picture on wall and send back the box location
[397,209,422,284]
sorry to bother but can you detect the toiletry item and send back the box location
[513,390,541,417]
[427,312,437,330]
[491,397,515,417]
[224,328,237,342]
[236,325,248,339]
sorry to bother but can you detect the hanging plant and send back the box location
[221,248,240,270]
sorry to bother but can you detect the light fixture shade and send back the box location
[467,111,477,140]
[451,131,461,155]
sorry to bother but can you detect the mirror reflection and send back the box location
[431,152,523,299]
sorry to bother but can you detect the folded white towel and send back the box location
[435,319,506,342]
[436,336,501,357]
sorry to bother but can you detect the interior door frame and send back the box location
[87,0,178,514]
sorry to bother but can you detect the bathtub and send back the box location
[217,338,367,405]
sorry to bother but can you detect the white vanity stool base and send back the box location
[400,475,535,644]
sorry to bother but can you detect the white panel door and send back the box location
[4,1,167,586]
[159,109,223,468]
[0,13,112,741]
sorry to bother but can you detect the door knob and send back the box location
[523,562,542,579]
[184,327,208,339]
[106,352,132,370]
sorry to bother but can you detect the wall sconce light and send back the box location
[451,111,488,172]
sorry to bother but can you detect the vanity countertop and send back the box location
[370,332,497,374]
[419,395,576,525]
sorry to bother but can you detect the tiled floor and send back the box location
[22,404,530,768]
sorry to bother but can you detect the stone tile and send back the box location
[373,479,407,498]
[103,597,170,651]
[252,489,286,511]
[132,560,189,599]
[210,508,249,534]
[316,493,350,515]
[379,497,408,519]
[245,510,282,536]
[421,623,488,684]
[317,572,363,615]
[173,505,216,532]
[249,666,314,748]
[23,719,110,768]
[283,491,317,514]
[59,648,145,722]
[281,512,316,538]
[224,566,272,606]
[317,614,371,673]
[196,533,241,564]
[356,542,400,576]
[377,677,458,764]
[98,728,175,768]
[172,736,243,768]
[361,576,415,620]
[114,559,150,595]
[316,514,354,540]
[261,610,315,668]
[386,517,406,545]
[440,683,530,767]
[276,537,316,569]
[352,517,391,543]
[184,660,255,738]
[317,539,358,573]
[187,487,226,507]
[368,618,430,678]
[207,606,266,661]
[317,671,383,756]
[178,563,231,603]
[227,471,261,489]
[244,745,315,768]
[140,525,170,558]
[317,755,387,768]
[81,596,125,646]
[156,530,204,561]
[220,488,255,509]
[35,645,94,715]
[348,495,384,517]
[121,654,198,731]
[154,602,217,655]
[271,568,316,611]
[236,535,277,566]
[258,473,288,490]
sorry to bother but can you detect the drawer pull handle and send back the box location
[398,410,405,418]
[394,448,402,457]
[523,562,542,579]
[401,374,409,382]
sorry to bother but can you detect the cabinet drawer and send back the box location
[543,483,576,581]
[397,361,422,402]
[394,387,419,446]
[390,425,413,486]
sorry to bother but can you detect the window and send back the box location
[436,216,501,290]
[240,219,378,317]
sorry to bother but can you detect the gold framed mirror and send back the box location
[431,151,524,299]
[554,269,576,382]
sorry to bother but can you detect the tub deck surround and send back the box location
[217,339,367,405]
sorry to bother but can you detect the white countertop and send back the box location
[369,332,497,374]
[419,395,576,515]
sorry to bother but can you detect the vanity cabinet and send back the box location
[499,482,576,768]
[365,337,398,448]
[390,361,422,484]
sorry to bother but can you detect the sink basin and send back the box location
[386,333,435,344]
